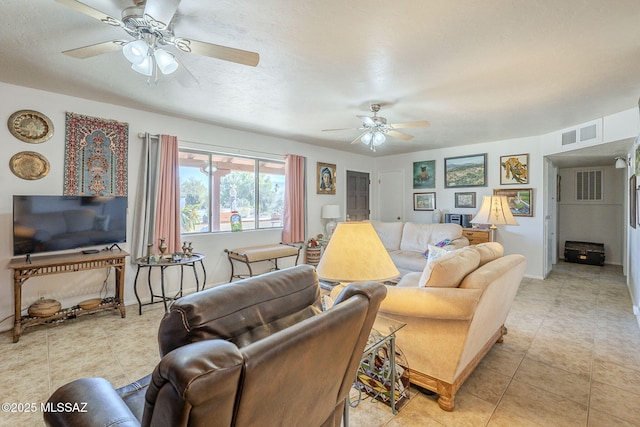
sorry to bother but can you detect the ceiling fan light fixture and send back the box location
[131,55,153,76]
[373,131,386,146]
[154,49,179,74]
[122,39,149,65]
[361,132,373,145]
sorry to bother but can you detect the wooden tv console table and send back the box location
[8,250,128,342]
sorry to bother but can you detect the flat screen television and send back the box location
[13,195,127,256]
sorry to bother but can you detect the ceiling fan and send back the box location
[55,0,259,82]
[322,104,430,152]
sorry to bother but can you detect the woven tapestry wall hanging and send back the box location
[64,112,128,196]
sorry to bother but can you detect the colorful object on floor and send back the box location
[63,112,128,196]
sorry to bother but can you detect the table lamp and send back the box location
[316,221,399,283]
[321,204,341,238]
[470,196,519,241]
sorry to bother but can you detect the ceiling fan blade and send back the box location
[357,116,376,127]
[322,127,361,132]
[62,40,127,59]
[389,120,431,129]
[175,38,259,67]
[350,132,368,145]
[386,130,414,141]
[172,55,200,87]
[144,0,181,30]
[54,0,121,26]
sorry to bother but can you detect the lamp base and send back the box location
[325,220,337,238]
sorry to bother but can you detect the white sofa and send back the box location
[378,242,526,411]
[369,220,469,275]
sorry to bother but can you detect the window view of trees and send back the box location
[178,149,285,234]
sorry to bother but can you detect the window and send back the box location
[179,149,285,233]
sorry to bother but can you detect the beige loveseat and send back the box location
[369,220,469,275]
[375,242,526,411]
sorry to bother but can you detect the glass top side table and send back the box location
[344,315,407,427]
[133,253,206,315]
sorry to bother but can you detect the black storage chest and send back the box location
[564,241,605,266]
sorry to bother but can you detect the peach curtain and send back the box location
[153,135,181,253]
[282,154,305,243]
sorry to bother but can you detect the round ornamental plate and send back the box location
[9,151,50,180]
[7,110,54,143]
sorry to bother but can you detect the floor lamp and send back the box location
[470,196,519,241]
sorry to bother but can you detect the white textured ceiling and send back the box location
[1,0,640,159]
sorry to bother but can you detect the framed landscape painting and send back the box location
[413,160,435,189]
[493,188,533,217]
[500,154,529,185]
[444,154,487,188]
[455,192,476,208]
[413,192,436,211]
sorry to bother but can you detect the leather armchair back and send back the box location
[149,265,386,426]
[44,265,386,427]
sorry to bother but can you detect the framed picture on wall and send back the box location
[493,188,533,217]
[317,162,336,194]
[413,160,435,189]
[455,192,476,208]
[444,154,487,188]
[413,192,436,211]
[500,153,529,185]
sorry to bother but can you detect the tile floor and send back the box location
[1,261,639,426]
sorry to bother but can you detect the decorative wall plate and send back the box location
[8,110,54,143]
[9,151,50,180]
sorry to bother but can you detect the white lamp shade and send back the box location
[615,157,627,169]
[131,55,153,76]
[372,131,386,146]
[316,222,399,282]
[361,132,373,145]
[154,49,179,74]
[471,196,519,226]
[321,204,341,219]
[123,40,149,65]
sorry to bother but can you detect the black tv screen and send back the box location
[13,195,127,256]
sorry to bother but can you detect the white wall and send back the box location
[0,82,374,333]
[557,165,625,265]
[374,135,545,279]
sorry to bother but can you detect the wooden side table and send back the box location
[9,250,128,342]
[462,228,492,245]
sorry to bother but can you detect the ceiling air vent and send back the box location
[576,170,603,201]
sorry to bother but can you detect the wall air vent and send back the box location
[559,119,601,147]
[576,169,603,201]
[562,130,577,145]
[580,124,597,142]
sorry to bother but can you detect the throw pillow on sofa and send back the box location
[419,248,481,288]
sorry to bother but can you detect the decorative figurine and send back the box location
[158,237,168,257]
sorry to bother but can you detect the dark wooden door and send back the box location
[346,171,370,221]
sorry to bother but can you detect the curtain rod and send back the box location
[138,132,285,160]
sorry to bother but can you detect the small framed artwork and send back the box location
[455,192,476,208]
[317,162,336,194]
[493,188,533,217]
[500,154,529,185]
[413,160,435,189]
[444,154,487,188]
[413,192,436,211]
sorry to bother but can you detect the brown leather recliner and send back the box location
[44,265,386,427]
